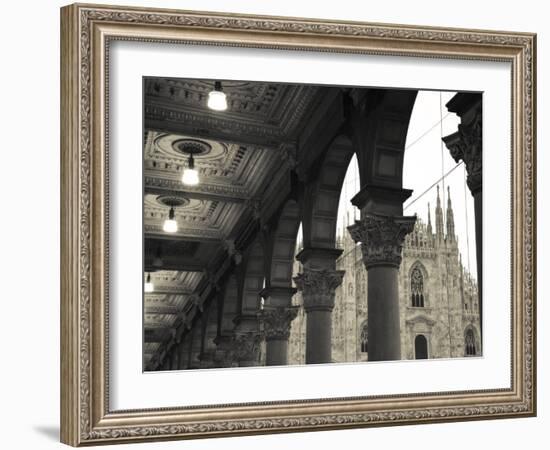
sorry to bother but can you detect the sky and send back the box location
[336,90,477,280]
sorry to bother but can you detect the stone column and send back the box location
[163,343,175,371]
[443,93,482,337]
[199,321,218,369]
[233,332,263,367]
[260,287,298,366]
[294,248,344,364]
[170,347,179,370]
[228,313,262,367]
[188,330,203,370]
[261,305,299,366]
[348,212,416,361]
[177,332,191,370]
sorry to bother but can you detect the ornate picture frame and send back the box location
[60,3,536,446]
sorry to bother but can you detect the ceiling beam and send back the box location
[145,261,205,272]
[145,287,193,295]
[145,185,246,204]
[144,305,179,315]
[145,323,175,329]
[144,230,223,244]
[145,121,280,149]
[145,176,249,203]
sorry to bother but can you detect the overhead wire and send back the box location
[439,92,446,226]
[403,162,463,212]
[404,112,451,151]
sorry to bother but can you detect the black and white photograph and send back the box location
[142,78,482,371]
[0,0,544,447]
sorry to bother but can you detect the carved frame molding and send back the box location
[60,3,536,446]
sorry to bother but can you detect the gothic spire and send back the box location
[446,186,455,242]
[435,185,444,242]
[426,202,433,237]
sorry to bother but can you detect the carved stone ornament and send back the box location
[446,110,482,194]
[293,268,345,311]
[348,214,416,269]
[233,332,263,363]
[261,306,299,341]
[213,335,236,368]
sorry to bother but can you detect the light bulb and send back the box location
[163,218,177,233]
[182,153,199,186]
[207,81,228,111]
[182,168,199,185]
[163,207,178,233]
[207,90,228,111]
[144,273,154,293]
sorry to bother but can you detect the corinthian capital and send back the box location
[261,306,299,341]
[348,213,416,269]
[233,332,263,364]
[443,110,482,194]
[293,268,344,312]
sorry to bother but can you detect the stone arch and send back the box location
[265,199,301,289]
[349,89,418,191]
[302,134,355,249]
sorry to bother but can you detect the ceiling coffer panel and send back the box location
[142,77,327,367]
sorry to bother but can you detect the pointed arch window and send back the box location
[411,266,425,307]
[465,328,477,356]
[360,324,368,353]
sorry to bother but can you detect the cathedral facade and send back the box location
[288,186,480,364]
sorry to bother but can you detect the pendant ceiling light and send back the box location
[207,81,228,111]
[144,272,154,293]
[162,206,178,233]
[181,153,199,186]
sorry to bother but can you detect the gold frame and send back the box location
[60,3,537,446]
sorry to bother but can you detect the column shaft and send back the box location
[348,211,416,362]
[367,266,401,360]
[294,251,344,366]
[177,337,190,370]
[259,293,298,366]
[305,309,332,364]
[170,350,179,370]
[265,340,288,366]
[473,191,482,336]
[442,93,482,339]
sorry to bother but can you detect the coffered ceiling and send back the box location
[144,78,319,147]
[143,77,331,368]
